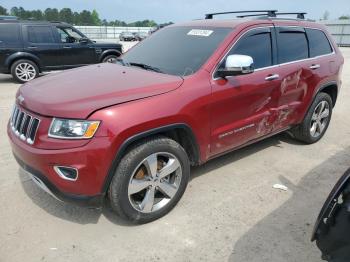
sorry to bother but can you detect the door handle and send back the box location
[310,64,321,70]
[63,46,72,49]
[28,46,37,49]
[265,74,280,81]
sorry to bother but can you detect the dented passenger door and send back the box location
[270,26,314,131]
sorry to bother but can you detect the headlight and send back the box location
[49,118,100,139]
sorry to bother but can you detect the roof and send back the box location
[172,17,318,29]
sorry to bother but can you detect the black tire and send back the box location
[102,54,119,63]
[291,92,333,144]
[11,59,39,83]
[108,136,190,224]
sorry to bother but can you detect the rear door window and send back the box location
[0,24,21,47]
[27,26,55,44]
[277,28,308,64]
[306,28,333,57]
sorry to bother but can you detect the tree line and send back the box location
[0,6,172,27]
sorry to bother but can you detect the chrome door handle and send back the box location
[28,46,37,49]
[265,74,280,81]
[310,64,320,70]
[63,46,72,49]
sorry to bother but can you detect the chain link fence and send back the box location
[323,20,350,46]
[75,26,153,42]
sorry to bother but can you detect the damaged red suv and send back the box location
[8,11,344,223]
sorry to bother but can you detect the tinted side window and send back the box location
[27,26,55,43]
[226,32,273,69]
[306,28,333,57]
[0,24,21,46]
[277,30,308,63]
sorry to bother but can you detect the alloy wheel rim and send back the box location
[128,152,182,213]
[106,57,117,63]
[310,100,330,138]
[15,63,36,82]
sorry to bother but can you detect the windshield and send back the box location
[121,26,231,76]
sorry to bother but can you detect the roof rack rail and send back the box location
[275,12,307,19]
[205,10,277,19]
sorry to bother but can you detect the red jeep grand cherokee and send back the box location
[8,11,344,223]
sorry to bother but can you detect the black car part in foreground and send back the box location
[312,168,350,262]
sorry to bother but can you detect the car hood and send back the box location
[18,63,183,119]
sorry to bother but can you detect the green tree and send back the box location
[91,9,101,25]
[73,12,80,25]
[339,15,350,20]
[44,8,59,21]
[0,5,8,15]
[59,8,74,23]
[101,19,108,26]
[30,10,43,20]
[10,7,19,16]
[79,10,93,25]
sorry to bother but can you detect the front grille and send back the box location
[10,105,40,145]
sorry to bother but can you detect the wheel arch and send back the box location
[318,82,338,108]
[7,52,41,72]
[99,49,122,62]
[101,123,201,194]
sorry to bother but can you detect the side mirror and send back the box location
[79,37,89,44]
[216,55,254,78]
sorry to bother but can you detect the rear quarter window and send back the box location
[306,28,333,57]
[0,24,21,47]
[277,29,308,64]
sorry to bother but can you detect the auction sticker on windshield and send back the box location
[187,29,213,37]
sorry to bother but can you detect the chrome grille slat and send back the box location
[10,105,40,145]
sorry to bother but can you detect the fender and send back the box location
[99,49,122,62]
[5,52,42,70]
[101,123,200,193]
[297,80,338,124]
[316,80,339,106]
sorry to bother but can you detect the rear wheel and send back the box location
[11,59,39,83]
[108,137,190,223]
[291,92,333,144]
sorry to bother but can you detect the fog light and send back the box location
[54,166,78,181]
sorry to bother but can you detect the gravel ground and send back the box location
[0,48,349,262]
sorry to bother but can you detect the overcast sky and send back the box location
[2,0,349,23]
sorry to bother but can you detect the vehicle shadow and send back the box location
[19,169,133,226]
[190,132,301,180]
[229,147,350,262]
[0,74,17,84]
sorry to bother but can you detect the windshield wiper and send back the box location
[116,59,164,74]
[128,62,164,73]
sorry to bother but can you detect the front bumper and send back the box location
[8,119,117,204]
[17,155,103,207]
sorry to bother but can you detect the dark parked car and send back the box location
[133,32,149,41]
[312,169,350,261]
[119,32,137,41]
[8,10,343,223]
[0,20,123,83]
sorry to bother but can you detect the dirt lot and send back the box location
[1,48,350,262]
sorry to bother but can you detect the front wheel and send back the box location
[291,92,333,144]
[102,55,119,63]
[108,137,190,223]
